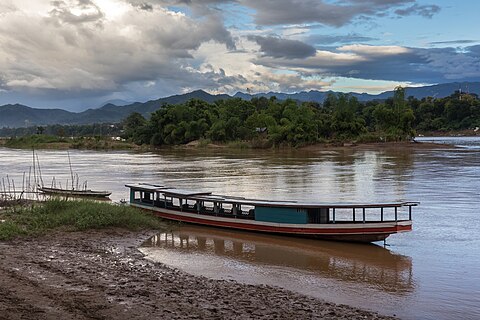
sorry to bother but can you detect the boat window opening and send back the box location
[378,206,408,222]
[222,203,233,214]
[133,191,141,202]
[332,208,361,222]
[154,192,166,207]
[202,201,215,214]
[238,205,255,218]
[307,208,329,224]
[142,191,153,204]
[170,197,181,209]
[154,193,173,208]
[182,199,196,212]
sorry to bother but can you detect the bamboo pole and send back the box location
[1,178,5,199]
[32,149,37,191]
[27,167,32,193]
[67,151,74,190]
[36,154,44,188]
[11,179,16,200]
[6,175,11,196]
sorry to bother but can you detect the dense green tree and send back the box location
[122,112,146,141]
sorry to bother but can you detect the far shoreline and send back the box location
[1,134,472,151]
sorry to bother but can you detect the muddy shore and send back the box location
[0,229,396,319]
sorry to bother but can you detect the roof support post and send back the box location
[409,205,412,220]
[332,208,336,224]
[381,207,384,222]
[395,207,398,221]
[362,208,366,223]
[353,208,356,222]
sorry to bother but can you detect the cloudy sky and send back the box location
[0,0,479,110]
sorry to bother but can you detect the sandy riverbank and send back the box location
[0,229,396,319]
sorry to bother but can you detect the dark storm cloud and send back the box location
[430,40,479,45]
[252,45,480,84]
[395,4,440,18]
[241,0,440,26]
[128,0,230,15]
[248,36,316,59]
[242,0,361,27]
[131,0,441,27]
[466,45,480,55]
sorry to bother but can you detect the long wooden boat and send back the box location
[126,183,418,243]
[38,186,112,198]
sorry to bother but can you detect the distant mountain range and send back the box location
[1,82,479,128]
[234,82,480,102]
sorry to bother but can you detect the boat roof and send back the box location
[125,183,419,208]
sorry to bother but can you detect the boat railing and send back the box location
[328,204,415,223]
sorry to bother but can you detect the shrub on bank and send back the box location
[0,199,166,240]
[5,135,68,148]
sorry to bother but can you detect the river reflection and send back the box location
[142,226,414,295]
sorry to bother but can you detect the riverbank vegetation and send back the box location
[0,123,122,139]
[1,88,479,149]
[0,199,166,240]
[2,134,138,150]
[123,88,479,148]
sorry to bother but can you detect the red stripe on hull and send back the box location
[148,209,411,236]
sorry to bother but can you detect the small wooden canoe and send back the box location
[38,186,111,198]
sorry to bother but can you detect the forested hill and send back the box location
[0,90,231,128]
[1,82,479,128]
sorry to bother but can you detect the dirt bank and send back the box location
[0,229,396,319]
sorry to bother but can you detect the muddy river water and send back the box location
[1,137,479,319]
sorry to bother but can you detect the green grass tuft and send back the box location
[0,199,166,240]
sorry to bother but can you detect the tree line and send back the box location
[123,88,479,147]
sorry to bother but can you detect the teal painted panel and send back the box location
[255,206,307,224]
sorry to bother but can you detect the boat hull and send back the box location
[132,203,412,243]
[38,187,111,198]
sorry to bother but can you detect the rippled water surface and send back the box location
[1,138,479,319]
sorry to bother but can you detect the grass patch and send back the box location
[5,135,68,149]
[226,140,251,149]
[0,199,167,240]
[196,138,212,148]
